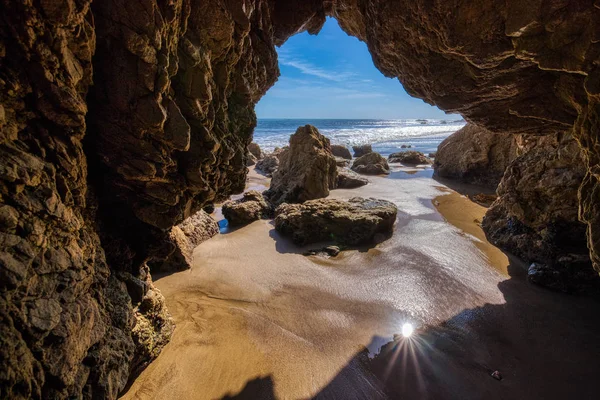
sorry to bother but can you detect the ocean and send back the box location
[253,119,466,157]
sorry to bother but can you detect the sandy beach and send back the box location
[121,166,600,400]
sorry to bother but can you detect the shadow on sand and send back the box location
[220,259,600,400]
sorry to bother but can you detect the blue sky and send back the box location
[255,18,451,119]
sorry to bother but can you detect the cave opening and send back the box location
[2,1,600,400]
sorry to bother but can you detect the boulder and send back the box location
[248,142,264,159]
[351,152,390,175]
[275,197,397,246]
[434,124,518,187]
[331,144,352,159]
[152,210,219,272]
[388,151,431,165]
[482,134,598,292]
[352,144,373,157]
[222,190,271,226]
[265,125,337,205]
[337,168,369,189]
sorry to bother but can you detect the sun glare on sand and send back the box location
[402,323,414,338]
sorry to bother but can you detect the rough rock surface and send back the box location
[222,191,271,227]
[352,152,390,175]
[274,198,397,246]
[2,0,600,396]
[331,145,352,160]
[255,148,286,177]
[337,168,369,189]
[335,157,351,167]
[434,124,518,187]
[248,143,264,160]
[151,211,219,272]
[352,144,372,158]
[482,135,597,291]
[388,151,431,166]
[265,125,337,205]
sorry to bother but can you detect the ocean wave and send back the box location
[253,119,465,154]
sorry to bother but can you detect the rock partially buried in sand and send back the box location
[274,197,397,246]
[337,168,369,188]
[265,125,337,205]
[351,152,390,175]
[331,144,352,160]
[352,144,373,157]
[222,191,271,227]
[388,151,431,165]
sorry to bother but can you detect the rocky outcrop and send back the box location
[482,134,597,292]
[352,144,372,158]
[222,191,271,227]
[388,151,431,166]
[274,198,397,246]
[265,125,337,205]
[151,211,219,272]
[248,143,264,160]
[351,152,390,175]
[256,147,286,177]
[331,145,352,160]
[434,124,518,187]
[2,0,600,396]
[337,168,369,189]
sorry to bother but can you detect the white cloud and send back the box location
[278,57,356,82]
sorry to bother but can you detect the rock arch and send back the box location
[0,0,598,398]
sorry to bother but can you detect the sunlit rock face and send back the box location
[482,134,597,292]
[1,0,600,397]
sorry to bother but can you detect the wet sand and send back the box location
[122,167,600,400]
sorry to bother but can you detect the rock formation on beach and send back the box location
[265,125,337,205]
[434,124,518,187]
[337,168,369,189]
[222,191,271,226]
[1,0,600,397]
[331,145,352,160]
[388,151,431,166]
[351,152,390,175]
[274,198,397,246]
[152,211,219,272]
[352,144,373,158]
[482,134,597,292]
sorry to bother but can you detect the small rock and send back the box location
[337,168,369,188]
[491,370,502,381]
[388,151,431,165]
[222,190,271,226]
[352,144,372,158]
[351,152,390,175]
[331,144,352,160]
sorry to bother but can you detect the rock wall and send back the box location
[482,134,596,291]
[1,0,600,398]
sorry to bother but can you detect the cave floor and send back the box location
[122,166,600,400]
